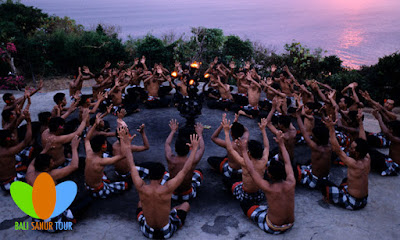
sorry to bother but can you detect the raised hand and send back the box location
[195,122,204,135]
[274,130,285,145]
[322,116,337,129]
[258,118,268,130]
[213,57,218,64]
[117,61,125,69]
[104,61,111,69]
[140,56,146,64]
[328,90,336,99]
[186,134,200,149]
[244,61,250,69]
[169,119,179,132]
[134,58,139,65]
[222,116,231,132]
[117,108,127,119]
[82,66,90,74]
[229,61,236,69]
[234,113,239,122]
[372,109,380,119]
[71,135,81,149]
[283,65,289,72]
[136,124,145,134]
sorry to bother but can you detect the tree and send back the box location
[222,35,253,61]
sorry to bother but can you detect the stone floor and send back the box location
[0,89,399,240]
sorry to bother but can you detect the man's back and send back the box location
[347,155,370,199]
[264,180,295,226]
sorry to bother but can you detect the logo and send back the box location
[10,173,77,231]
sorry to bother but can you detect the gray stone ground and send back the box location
[0,89,399,240]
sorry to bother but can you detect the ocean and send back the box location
[21,0,400,68]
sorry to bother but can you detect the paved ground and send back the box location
[0,89,399,240]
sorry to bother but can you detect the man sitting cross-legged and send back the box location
[119,126,200,239]
[112,123,150,181]
[208,113,249,187]
[322,116,370,210]
[296,107,332,189]
[222,116,269,204]
[240,131,295,235]
[165,120,205,201]
[84,117,128,198]
[26,136,84,229]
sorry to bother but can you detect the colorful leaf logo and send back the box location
[10,173,77,220]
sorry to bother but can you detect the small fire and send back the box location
[190,61,199,69]
[189,79,195,85]
[171,71,178,77]
[204,73,210,78]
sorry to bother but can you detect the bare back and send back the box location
[310,145,332,178]
[347,155,370,198]
[167,155,193,193]
[84,153,106,188]
[41,130,66,167]
[264,181,295,226]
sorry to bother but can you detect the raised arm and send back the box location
[164,134,199,193]
[211,122,226,148]
[296,107,318,150]
[165,119,178,161]
[372,110,400,143]
[266,98,280,136]
[57,109,89,144]
[50,135,80,180]
[275,130,295,183]
[194,122,205,164]
[258,118,270,153]
[131,124,150,152]
[7,111,32,155]
[222,116,243,166]
[357,109,366,140]
[324,117,357,167]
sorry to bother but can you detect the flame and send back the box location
[190,61,199,69]
[189,79,195,85]
[171,71,177,77]
[204,73,210,78]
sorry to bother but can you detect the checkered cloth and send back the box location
[220,158,242,178]
[57,158,72,169]
[297,164,328,189]
[247,205,293,235]
[137,208,183,239]
[381,157,400,176]
[172,170,204,201]
[32,209,75,233]
[85,175,127,198]
[335,130,351,150]
[368,132,390,148]
[325,178,368,210]
[232,181,265,203]
[15,146,34,163]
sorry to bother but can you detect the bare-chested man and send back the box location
[41,109,89,168]
[266,99,297,164]
[232,70,249,106]
[165,120,205,201]
[207,75,234,111]
[51,92,78,119]
[0,110,32,192]
[208,113,249,186]
[69,66,92,98]
[322,117,370,210]
[84,118,128,198]
[112,123,149,180]
[371,110,400,176]
[25,136,81,226]
[224,117,269,204]
[296,108,332,189]
[237,74,262,119]
[240,131,295,234]
[143,68,170,109]
[119,125,199,239]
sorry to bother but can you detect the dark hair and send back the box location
[1,109,13,122]
[347,111,360,127]
[231,122,245,139]
[342,96,354,107]
[48,117,65,133]
[175,138,190,156]
[38,112,52,125]
[354,138,369,159]
[3,93,12,102]
[79,95,92,106]
[388,121,400,137]
[95,73,102,79]
[278,115,291,129]
[35,154,52,172]
[148,162,166,180]
[312,126,330,145]
[53,93,65,104]
[268,159,286,181]
[90,135,106,153]
[0,129,12,147]
[136,63,144,69]
[248,140,263,159]
[281,71,289,78]
[271,82,281,91]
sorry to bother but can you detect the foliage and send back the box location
[222,35,253,61]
